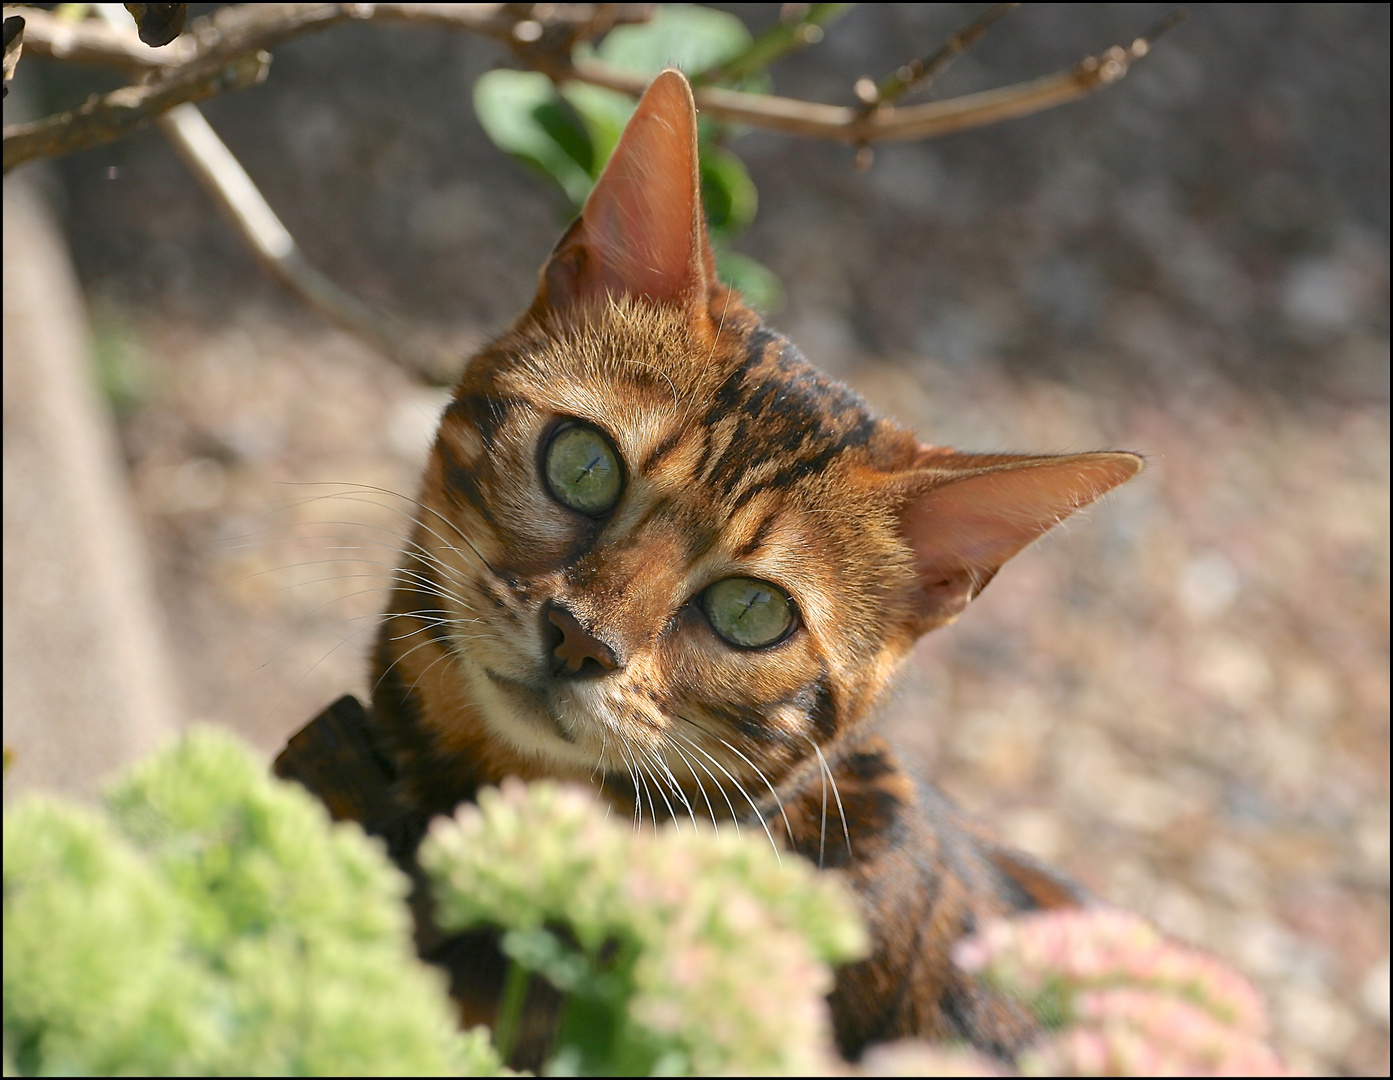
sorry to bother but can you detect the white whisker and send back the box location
[636,734,697,833]
[667,723,780,863]
[808,736,852,862]
[662,734,720,834]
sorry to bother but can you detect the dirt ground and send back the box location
[8,3,1389,1074]
[107,306,1387,1077]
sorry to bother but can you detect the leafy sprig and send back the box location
[473,6,782,312]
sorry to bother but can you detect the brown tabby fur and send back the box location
[303,70,1142,1064]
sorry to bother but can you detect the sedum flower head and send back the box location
[3,799,210,1075]
[4,728,506,1077]
[953,908,1285,1077]
[421,778,868,1075]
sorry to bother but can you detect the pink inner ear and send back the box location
[901,453,1142,613]
[547,69,708,308]
[585,76,701,300]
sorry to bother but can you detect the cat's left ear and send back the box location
[530,68,718,327]
[895,450,1143,632]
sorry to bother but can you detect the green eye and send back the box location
[544,423,623,516]
[703,577,796,649]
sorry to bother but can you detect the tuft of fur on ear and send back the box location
[530,68,716,325]
[897,450,1143,631]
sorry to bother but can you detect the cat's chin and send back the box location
[469,663,612,775]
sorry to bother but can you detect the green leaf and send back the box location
[700,144,757,236]
[559,81,636,178]
[473,69,594,207]
[716,249,783,314]
[532,98,594,177]
[474,10,786,309]
[597,5,752,76]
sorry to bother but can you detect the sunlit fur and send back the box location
[373,295,936,828]
[367,290,1124,1058]
[358,70,1141,1063]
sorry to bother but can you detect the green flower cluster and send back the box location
[3,729,504,1077]
[421,779,868,1076]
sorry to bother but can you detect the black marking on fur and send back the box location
[696,333,880,507]
[705,702,797,747]
[734,507,780,558]
[641,428,685,474]
[372,630,429,738]
[445,392,524,449]
[729,410,877,511]
[435,435,498,527]
[702,325,780,430]
[808,675,839,741]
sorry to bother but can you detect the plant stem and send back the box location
[492,957,531,1062]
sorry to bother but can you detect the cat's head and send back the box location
[398,71,1140,803]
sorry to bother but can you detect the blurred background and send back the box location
[3,4,1387,1074]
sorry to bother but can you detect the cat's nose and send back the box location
[543,601,620,679]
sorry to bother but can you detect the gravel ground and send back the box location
[109,310,1387,1076]
[14,3,1389,1074]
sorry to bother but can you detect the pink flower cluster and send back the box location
[952,908,1286,1076]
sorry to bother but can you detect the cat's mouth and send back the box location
[482,667,575,742]
[476,659,678,783]
[476,664,632,776]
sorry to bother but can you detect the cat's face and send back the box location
[415,296,927,793]
[383,71,1140,810]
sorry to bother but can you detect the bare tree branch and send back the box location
[858,3,1019,110]
[2,14,23,96]
[59,4,450,382]
[3,4,182,69]
[6,1,1186,385]
[570,35,1161,144]
[152,100,447,382]
[11,3,1184,148]
[9,4,647,73]
[2,49,270,173]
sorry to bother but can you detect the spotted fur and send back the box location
[352,70,1142,1063]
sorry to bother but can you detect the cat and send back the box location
[277,68,1142,1064]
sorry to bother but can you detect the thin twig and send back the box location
[13,4,1184,146]
[2,49,270,173]
[4,4,167,69]
[154,102,445,382]
[694,3,850,87]
[78,4,450,382]
[1133,9,1191,54]
[571,23,1175,145]
[859,3,1018,110]
[8,2,1186,384]
[9,4,646,73]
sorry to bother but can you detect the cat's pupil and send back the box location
[703,577,796,649]
[544,423,622,516]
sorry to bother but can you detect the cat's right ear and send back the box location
[895,450,1143,633]
[529,68,717,328]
